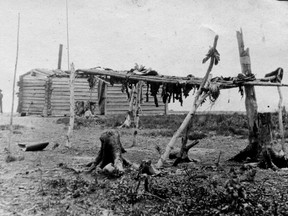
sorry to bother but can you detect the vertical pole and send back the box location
[66,0,70,70]
[8,13,20,153]
[103,83,107,115]
[236,29,258,145]
[164,100,168,115]
[58,44,63,69]
[277,86,285,152]
[66,63,75,148]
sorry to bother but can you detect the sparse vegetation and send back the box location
[1,113,288,215]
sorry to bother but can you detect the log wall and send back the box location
[18,76,47,115]
[105,84,165,115]
[50,77,97,116]
[18,74,165,116]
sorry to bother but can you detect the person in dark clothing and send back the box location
[0,89,3,113]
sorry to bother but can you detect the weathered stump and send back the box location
[230,113,288,169]
[88,130,129,174]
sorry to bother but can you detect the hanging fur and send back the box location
[208,83,220,102]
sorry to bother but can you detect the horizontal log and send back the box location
[51,98,97,103]
[22,90,46,94]
[106,103,164,108]
[51,81,89,85]
[22,78,47,82]
[77,68,200,84]
[23,106,44,110]
[22,104,45,108]
[52,77,88,81]
[51,83,91,86]
[77,69,288,90]
[22,94,45,97]
[50,108,70,112]
[21,109,44,113]
[51,96,97,100]
[21,84,46,87]
[51,91,97,95]
[106,106,164,111]
[51,95,97,99]
[50,106,69,110]
[22,87,46,90]
[106,110,164,115]
[51,86,93,91]
[22,98,45,101]
[106,95,128,98]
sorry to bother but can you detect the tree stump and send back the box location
[88,130,129,174]
[230,113,288,169]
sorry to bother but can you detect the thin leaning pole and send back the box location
[8,13,20,153]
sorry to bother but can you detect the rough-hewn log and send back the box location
[76,68,288,89]
[156,35,219,168]
[230,29,259,162]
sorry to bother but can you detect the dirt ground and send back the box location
[1,114,288,215]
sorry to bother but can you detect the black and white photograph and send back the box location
[1,0,288,215]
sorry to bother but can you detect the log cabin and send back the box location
[17,68,165,116]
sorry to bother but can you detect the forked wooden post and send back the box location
[66,63,75,148]
[156,35,219,168]
[236,29,258,145]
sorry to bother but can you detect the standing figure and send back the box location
[0,89,3,113]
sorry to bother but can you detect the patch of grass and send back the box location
[56,117,105,129]
[107,166,287,215]
[95,112,285,139]
[0,124,25,130]
[142,129,175,137]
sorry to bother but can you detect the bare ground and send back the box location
[0,114,288,215]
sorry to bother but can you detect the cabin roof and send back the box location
[20,68,70,79]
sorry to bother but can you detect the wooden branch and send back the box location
[77,68,202,85]
[156,35,219,168]
[242,82,288,87]
[77,68,288,91]
[185,140,199,150]
[66,63,75,148]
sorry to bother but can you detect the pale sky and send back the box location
[1,0,288,113]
